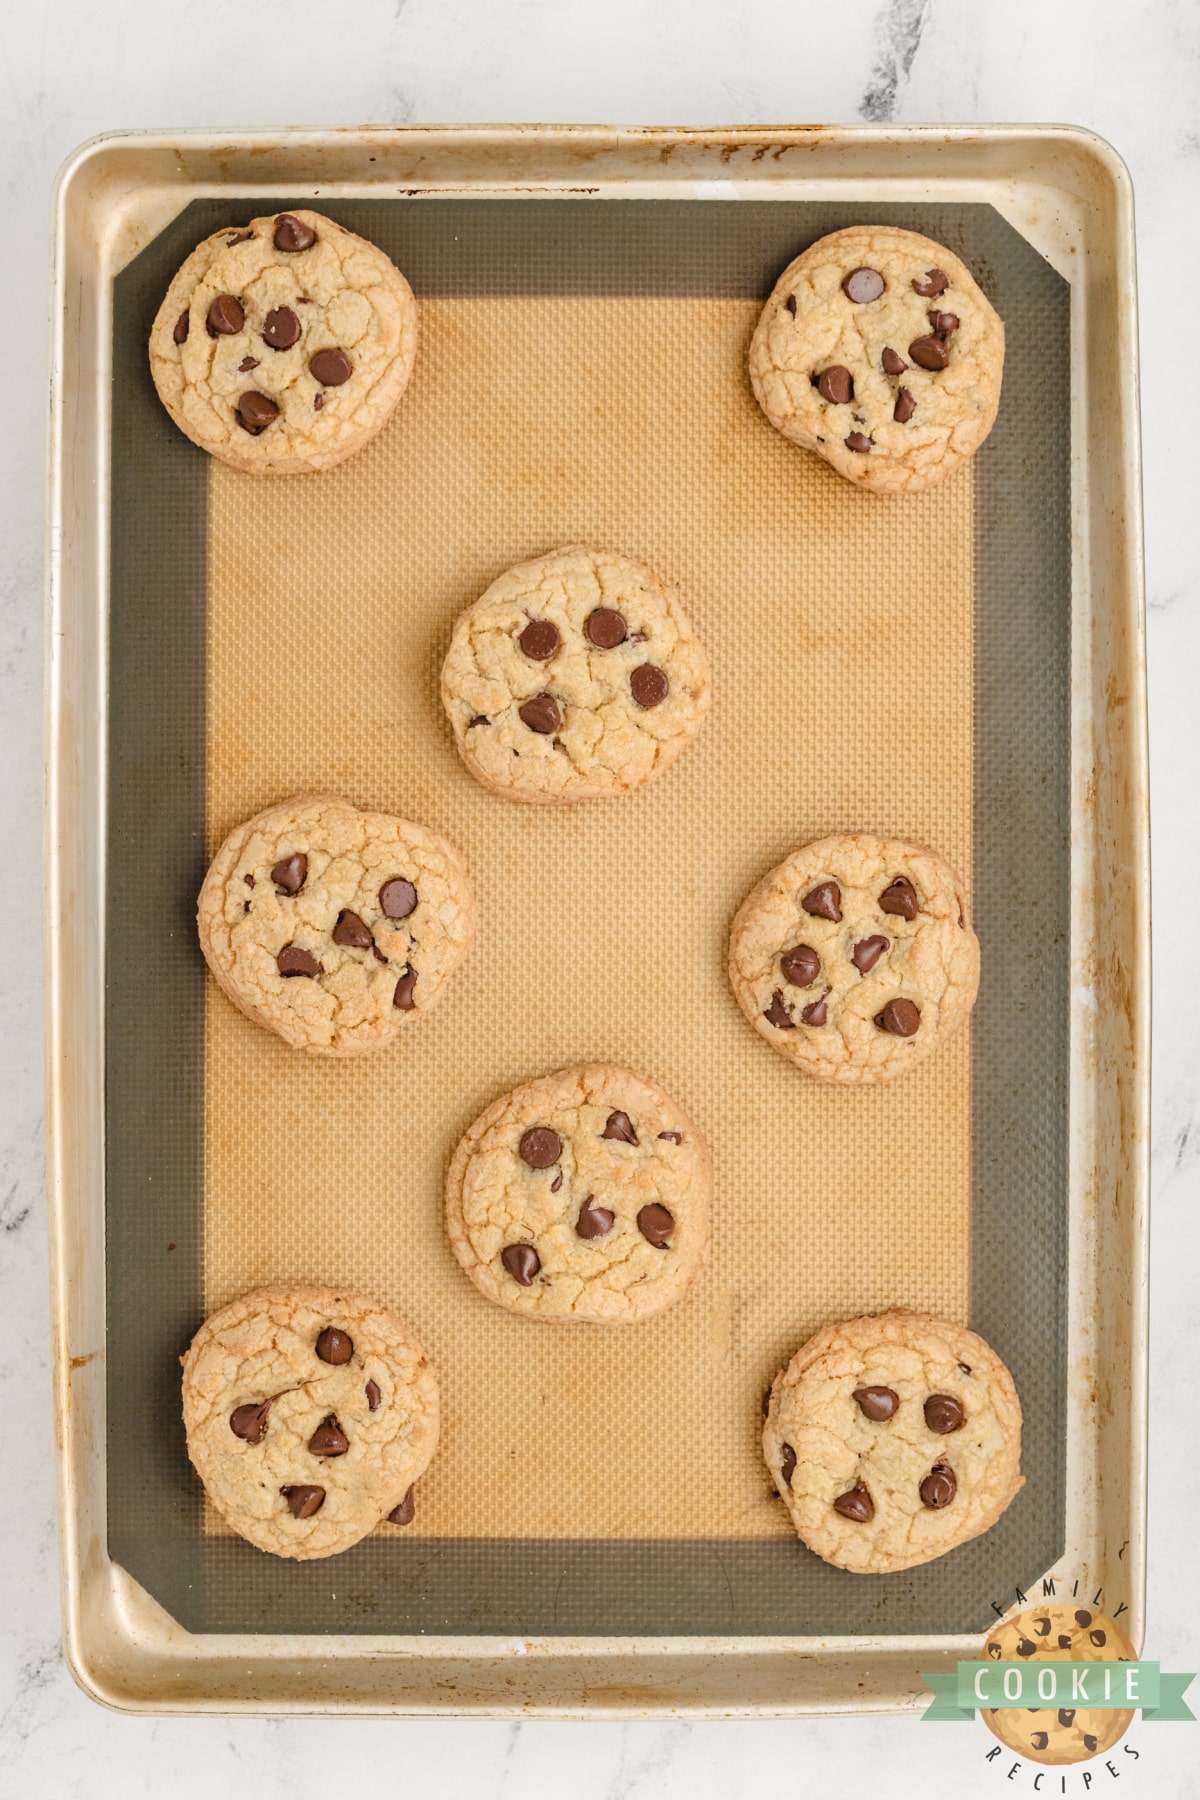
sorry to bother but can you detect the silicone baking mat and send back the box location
[106,198,1069,1635]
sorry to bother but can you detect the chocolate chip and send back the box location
[313,393,324,409]
[310,347,352,386]
[365,1379,381,1411]
[371,941,388,965]
[519,619,560,661]
[261,306,301,350]
[780,945,821,987]
[332,909,373,948]
[881,345,906,375]
[1083,1735,1098,1753]
[173,310,190,345]
[244,872,255,888]
[274,213,316,251]
[924,1393,965,1434]
[802,881,842,921]
[206,294,244,336]
[801,996,828,1026]
[501,1243,540,1285]
[780,1443,796,1487]
[986,1641,1002,1659]
[852,935,889,974]
[893,387,916,424]
[637,1203,674,1247]
[393,967,417,1010]
[852,1386,899,1421]
[272,853,307,894]
[845,431,873,454]
[1058,1709,1076,1727]
[833,1485,874,1522]
[1034,1616,1052,1636]
[764,990,794,1030]
[1057,1636,1072,1650]
[1075,1610,1092,1627]
[308,1413,349,1457]
[238,355,260,372]
[630,664,669,709]
[784,294,797,316]
[519,692,561,734]
[908,334,950,371]
[927,310,960,336]
[602,1110,638,1145]
[816,365,853,405]
[277,945,323,978]
[316,1327,353,1365]
[842,268,885,303]
[1030,1732,1048,1751]
[387,1487,415,1525]
[1016,1638,1037,1657]
[1089,1628,1107,1647]
[225,231,253,246]
[958,1361,972,1375]
[550,1172,563,1192]
[379,877,417,919]
[519,1128,562,1169]
[468,714,489,728]
[281,1484,325,1518]
[912,268,949,298]
[236,391,280,434]
[229,1401,271,1443]
[575,1197,615,1239]
[585,607,627,648]
[919,1463,957,1508]
[658,1130,682,1143]
[875,998,920,1037]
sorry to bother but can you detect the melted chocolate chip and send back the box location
[310,347,352,386]
[281,1485,325,1518]
[230,1400,271,1443]
[927,310,960,336]
[842,267,885,304]
[919,1463,957,1508]
[277,944,323,978]
[379,877,417,919]
[236,391,280,434]
[924,1393,965,1434]
[243,872,255,888]
[274,213,316,252]
[387,1487,415,1526]
[602,1110,638,1145]
[207,294,244,337]
[365,1379,381,1411]
[912,268,950,298]
[875,998,921,1037]
[501,1243,540,1285]
[784,294,797,316]
[852,1386,899,1421]
[780,1443,796,1487]
[519,692,561,734]
[519,1127,562,1169]
[802,881,842,922]
[630,664,669,709]
[833,1485,874,1522]
[585,607,627,648]
[780,945,820,987]
[816,365,853,405]
[764,990,795,1030]
[881,345,906,375]
[909,334,950,371]
[519,618,560,661]
[393,967,417,1010]
[272,853,307,894]
[575,1197,615,1239]
[262,305,301,350]
[313,393,324,409]
[316,1327,353,1365]
[893,387,916,424]
[370,941,388,965]
[658,1130,682,1143]
[845,431,873,453]
[238,355,260,372]
[308,1413,350,1457]
[173,310,190,345]
[550,1172,563,1192]
[852,935,889,974]
[332,909,373,949]
[637,1203,674,1247]
[801,995,828,1026]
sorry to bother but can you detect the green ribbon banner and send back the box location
[920,1663,1195,1723]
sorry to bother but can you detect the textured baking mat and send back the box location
[106,198,1069,1635]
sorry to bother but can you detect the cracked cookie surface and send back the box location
[749,225,1004,494]
[197,794,475,1054]
[182,1284,440,1559]
[440,547,712,803]
[149,209,418,473]
[980,1603,1136,1765]
[445,1065,712,1322]
[763,1310,1023,1573]
[728,833,979,1084]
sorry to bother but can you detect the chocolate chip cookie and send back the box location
[445,1065,712,1321]
[729,833,980,1083]
[980,1604,1137,1765]
[197,794,475,1054]
[764,1311,1023,1573]
[440,547,712,803]
[182,1284,440,1559]
[749,226,1004,493]
[149,210,418,473]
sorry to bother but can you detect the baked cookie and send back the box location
[197,794,475,1055]
[445,1065,711,1321]
[980,1604,1136,1765]
[728,834,979,1083]
[149,209,418,473]
[440,547,712,803]
[763,1311,1023,1573]
[181,1284,439,1559]
[748,225,1004,494]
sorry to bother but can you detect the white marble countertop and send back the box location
[3,1,1198,1794]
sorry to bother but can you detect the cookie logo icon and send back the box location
[980,1604,1136,1765]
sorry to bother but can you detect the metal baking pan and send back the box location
[46,124,1147,1715]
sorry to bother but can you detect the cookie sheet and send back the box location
[105,197,1070,1636]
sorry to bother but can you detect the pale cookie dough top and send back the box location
[149,209,418,473]
[749,225,1004,494]
[728,833,980,1083]
[440,547,712,803]
[763,1311,1024,1574]
[445,1064,712,1322]
[980,1603,1136,1766]
[197,795,475,1055]
[182,1284,440,1560]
